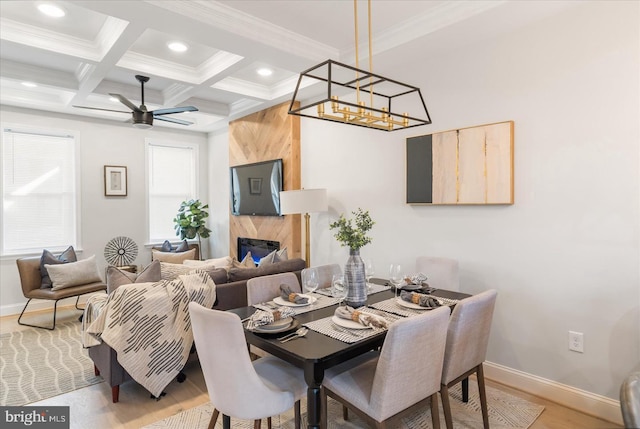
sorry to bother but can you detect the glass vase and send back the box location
[344,249,367,308]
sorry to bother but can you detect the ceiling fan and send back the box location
[73,75,198,128]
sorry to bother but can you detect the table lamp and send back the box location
[279,189,328,267]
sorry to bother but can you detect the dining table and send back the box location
[230,278,471,429]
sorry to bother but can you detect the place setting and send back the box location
[303,303,391,343]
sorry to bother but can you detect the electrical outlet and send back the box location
[569,331,584,353]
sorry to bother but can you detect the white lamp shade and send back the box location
[279,189,328,214]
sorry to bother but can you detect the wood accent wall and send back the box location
[228,102,301,260]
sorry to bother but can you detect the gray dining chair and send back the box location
[415,256,460,291]
[323,305,451,429]
[440,289,498,429]
[188,302,306,429]
[246,272,302,358]
[620,371,640,428]
[303,263,342,289]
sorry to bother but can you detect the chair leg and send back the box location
[266,417,271,429]
[462,376,469,402]
[94,365,100,376]
[430,392,440,429]
[342,405,349,420]
[294,400,301,429]
[222,414,231,429]
[208,409,219,429]
[253,419,261,429]
[477,364,490,429]
[112,385,120,403]
[440,384,454,429]
[18,298,59,330]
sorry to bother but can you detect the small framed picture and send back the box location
[249,178,262,195]
[104,165,127,196]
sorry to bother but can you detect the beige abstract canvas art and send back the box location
[406,121,514,205]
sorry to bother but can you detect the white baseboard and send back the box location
[484,361,623,426]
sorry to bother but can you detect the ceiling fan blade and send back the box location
[152,106,198,116]
[154,115,193,126]
[109,93,142,112]
[72,105,130,114]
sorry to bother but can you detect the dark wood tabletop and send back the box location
[229,278,470,429]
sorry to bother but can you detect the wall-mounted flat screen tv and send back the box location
[230,159,283,216]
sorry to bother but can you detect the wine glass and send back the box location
[332,273,348,306]
[303,268,319,294]
[389,264,404,299]
[364,259,375,292]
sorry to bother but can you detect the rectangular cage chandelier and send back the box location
[288,0,432,132]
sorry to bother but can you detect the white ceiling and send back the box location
[0,0,579,133]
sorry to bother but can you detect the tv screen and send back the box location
[230,159,283,216]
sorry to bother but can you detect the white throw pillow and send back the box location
[46,255,102,290]
[232,252,256,269]
[276,247,288,261]
[183,256,232,270]
[151,248,196,263]
[258,250,277,267]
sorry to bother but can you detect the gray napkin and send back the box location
[400,291,442,308]
[335,306,388,329]
[246,307,296,330]
[279,284,309,304]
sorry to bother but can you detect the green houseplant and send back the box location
[173,199,212,259]
[329,208,375,307]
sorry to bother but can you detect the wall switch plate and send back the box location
[569,331,584,353]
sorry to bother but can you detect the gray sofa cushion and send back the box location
[228,258,306,282]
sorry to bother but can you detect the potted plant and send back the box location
[173,199,212,259]
[329,208,375,307]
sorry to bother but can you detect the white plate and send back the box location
[273,295,317,307]
[331,315,371,330]
[395,297,440,310]
[399,283,423,291]
[257,317,293,331]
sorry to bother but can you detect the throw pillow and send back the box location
[46,255,102,290]
[258,250,277,267]
[183,256,232,271]
[174,240,190,252]
[106,260,162,293]
[159,239,190,252]
[159,262,228,284]
[160,240,173,252]
[151,248,196,263]
[232,252,256,269]
[40,246,77,289]
[276,247,289,261]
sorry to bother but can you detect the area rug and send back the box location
[0,320,103,406]
[143,382,545,429]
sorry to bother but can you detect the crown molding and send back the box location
[145,0,338,63]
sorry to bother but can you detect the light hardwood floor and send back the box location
[2,306,622,429]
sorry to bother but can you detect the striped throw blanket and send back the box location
[83,271,216,397]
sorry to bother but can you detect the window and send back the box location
[1,127,78,256]
[147,140,198,242]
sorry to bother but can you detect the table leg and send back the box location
[304,363,325,429]
[462,377,469,402]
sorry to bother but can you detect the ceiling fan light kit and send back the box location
[288,0,431,131]
[73,74,198,129]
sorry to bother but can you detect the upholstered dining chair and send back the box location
[440,289,498,429]
[620,371,640,429]
[188,302,306,429]
[415,256,460,291]
[323,305,451,429]
[303,263,342,290]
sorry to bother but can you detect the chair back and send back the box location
[415,256,459,291]
[369,305,450,421]
[441,289,498,385]
[188,302,294,419]
[16,257,43,295]
[303,264,341,290]
[620,371,640,428]
[246,272,301,306]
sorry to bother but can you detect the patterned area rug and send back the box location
[0,320,103,406]
[143,382,544,429]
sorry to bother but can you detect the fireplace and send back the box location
[237,237,280,264]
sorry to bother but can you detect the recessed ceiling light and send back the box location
[257,68,273,77]
[168,42,188,52]
[21,82,37,88]
[38,4,65,18]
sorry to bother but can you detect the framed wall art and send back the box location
[104,165,127,196]
[406,121,514,205]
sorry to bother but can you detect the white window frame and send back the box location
[145,138,199,244]
[1,124,81,257]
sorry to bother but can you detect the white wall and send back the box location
[301,0,639,401]
[0,107,208,315]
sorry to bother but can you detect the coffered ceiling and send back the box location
[0,1,578,133]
